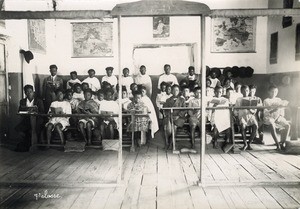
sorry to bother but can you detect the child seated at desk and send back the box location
[99,88,119,139]
[163,84,186,150]
[16,84,45,151]
[46,89,72,145]
[77,88,99,145]
[263,85,290,150]
[209,86,231,150]
[72,83,85,102]
[127,90,150,146]
[235,85,261,150]
[188,87,201,149]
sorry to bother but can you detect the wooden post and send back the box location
[29,115,38,152]
[130,112,136,152]
[171,109,179,154]
[199,15,206,185]
[117,15,123,184]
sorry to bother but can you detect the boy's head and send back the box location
[130,83,138,92]
[70,71,77,80]
[139,65,146,75]
[249,84,257,97]
[88,69,95,78]
[122,86,128,99]
[166,84,172,95]
[65,89,73,100]
[132,90,142,103]
[160,81,167,92]
[97,89,105,101]
[73,83,82,93]
[24,85,34,100]
[206,78,212,87]
[84,88,93,100]
[223,78,232,87]
[139,85,147,97]
[194,87,201,99]
[241,85,250,97]
[105,88,114,101]
[234,81,242,92]
[181,85,190,98]
[171,84,180,97]
[214,86,223,98]
[55,89,64,101]
[268,85,278,98]
[164,64,171,75]
[81,82,89,91]
[188,66,195,76]
[49,64,58,76]
[226,87,234,98]
[210,71,217,79]
[105,67,114,76]
[123,68,129,77]
[102,81,112,90]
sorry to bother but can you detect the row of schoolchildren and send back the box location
[160,80,290,152]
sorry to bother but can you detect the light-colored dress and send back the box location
[46,101,72,130]
[127,101,150,132]
[141,96,159,138]
[82,77,101,92]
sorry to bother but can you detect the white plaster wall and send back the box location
[4,0,269,77]
[267,0,300,73]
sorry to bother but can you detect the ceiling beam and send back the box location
[0,8,300,19]
[209,9,300,17]
[0,10,111,20]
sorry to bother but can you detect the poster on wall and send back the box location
[72,22,113,57]
[28,19,46,53]
[211,17,256,53]
[153,16,170,38]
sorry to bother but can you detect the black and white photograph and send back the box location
[0,0,300,209]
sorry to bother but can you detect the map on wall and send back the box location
[28,19,46,53]
[72,22,113,57]
[211,17,256,53]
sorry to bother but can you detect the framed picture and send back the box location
[270,32,278,64]
[211,17,256,53]
[296,24,300,61]
[72,22,113,57]
[282,0,293,28]
[28,19,46,53]
[153,16,170,38]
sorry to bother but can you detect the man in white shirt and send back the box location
[82,69,101,93]
[66,71,81,89]
[134,65,152,97]
[102,67,118,91]
[157,64,178,90]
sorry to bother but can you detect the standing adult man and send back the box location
[135,65,152,97]
[43,64,64,112]
[157,64,178,90]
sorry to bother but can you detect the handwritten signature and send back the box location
[33,190,61,200]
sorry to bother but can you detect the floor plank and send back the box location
[234,187,266,209]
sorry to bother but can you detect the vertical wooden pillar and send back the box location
[199,15,206,185]
[117,15,123,184]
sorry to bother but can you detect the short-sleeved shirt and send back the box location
[157,74,178,89]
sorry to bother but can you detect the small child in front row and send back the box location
[235,85,261,150]
[46,89,72,145]
[72,83,85,101]
[188,87,201,149]
[209,86,232,150]
[263,85,290,150]
[77,88,99,145]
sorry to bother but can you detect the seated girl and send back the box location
[77,88,99,145]
[99,88,119,139]
[140,85,159,141]
[72,83,85,101]
[188,87,201,149]
[127,90,150,146]
[46,89,72,145]
[209,86,232,150]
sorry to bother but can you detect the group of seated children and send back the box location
[18,64,290,152]
[159,70,290,152]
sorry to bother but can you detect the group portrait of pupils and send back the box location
[16,63,291,153]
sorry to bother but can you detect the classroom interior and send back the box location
[0,0,300,208]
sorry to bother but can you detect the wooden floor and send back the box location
[1,132,300,209]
